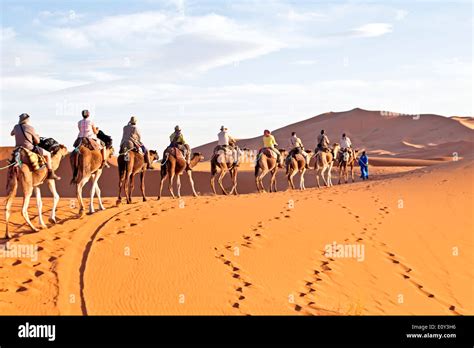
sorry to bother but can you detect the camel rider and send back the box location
[288,132,309,168]
[262,130,282,167]
[11,113,61,180]
[217,126,238,165]
[120,116,152,169]
[316,129,330,153]
[75,110,108,168]
[169,125,190,164]
[340,133,354,160]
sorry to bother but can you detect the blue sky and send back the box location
[0,0,472,151]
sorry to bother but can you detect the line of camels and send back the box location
[3,141,358,239]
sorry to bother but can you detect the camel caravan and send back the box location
[3,112,367,239]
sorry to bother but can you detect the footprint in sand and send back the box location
[48,256,57,262]
[117,230,125,235]
[97,238,105,242]
[130,223,138,227]
[34,270,44,277]
[22,279,32,284]
[12,260,22,266]
[16,286,28,292]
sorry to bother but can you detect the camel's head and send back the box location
[149,150,159,162]
[56,144,68,158]
[192,152,204,162]
[107,146,115,158]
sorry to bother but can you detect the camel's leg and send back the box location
[338,166,343,184]
[327,163,333,187]
[94,173,106,211]
[218,170,228,195]
[5,169,19,239]
[210,173,217,195]
[35,187,47,229]
[187,170,198,197]
[168,172,176,199]
[140,171,147,202]
[315,164,321,188]
[255,167,262,193]
[89,173,97,214]
[76,175,89,216]
[177,175,182,198]
[288,168,296,190]
[320,165,329,187]
[351,164,355,182]
[257,169,268,193]
[158,171,167,200]
[300,169,306,190]
[117,168,126,205]
[47,179,59,224]
[128,173,135,204]
[230,169,238,195]
[270,169,278,192]
[22,186,38,232]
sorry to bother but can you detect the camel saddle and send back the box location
[73,137,103,151]
[165,146,185,161]
[11,147,46,172]
[258,147,278,159]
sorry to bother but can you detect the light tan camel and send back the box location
[4,145,68,238]
[314,144,340,188]
[158,149,204,200]
[286,150,312,190]
[210,146,242,195]
[70,146,114,216]
[255,148,287,193]
[117,150,159,204]
[338,148,359,184]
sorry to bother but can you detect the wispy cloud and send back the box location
[351,23,393,37]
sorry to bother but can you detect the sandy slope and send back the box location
[1,158,472,315]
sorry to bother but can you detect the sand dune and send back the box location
[1,108,472,316]
[194,108,473,160]
[0,157,472,315]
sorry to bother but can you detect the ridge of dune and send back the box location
[193,108,474,160]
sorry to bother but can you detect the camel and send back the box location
[314,144,340,188]
[338,148,359,184]
[4,145,68,238]
[117,149,159,204]
[286,150,312,190]
[70,145,114,216]
[210,146,242,195]
[158,148,204,200]
[255,149,287,193]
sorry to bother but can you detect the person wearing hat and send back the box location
[216,126,238,165]
[11,113,60,180]
[262,129,282,167]
[288,131,309,168]
[168,125,190,164]
[120,116,152,169]
[316,129,330,153]
[75,110,108,168]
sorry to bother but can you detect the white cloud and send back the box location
[284,9,326,22]
[45,27,92,49]
[352,23,393,37]
[291,59,318,65]
[395,9,408,21]
[0,27,16,41]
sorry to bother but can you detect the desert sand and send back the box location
[1,109,473,315]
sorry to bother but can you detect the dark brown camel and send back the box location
[158,148,204,200]
[117,149,159,204]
